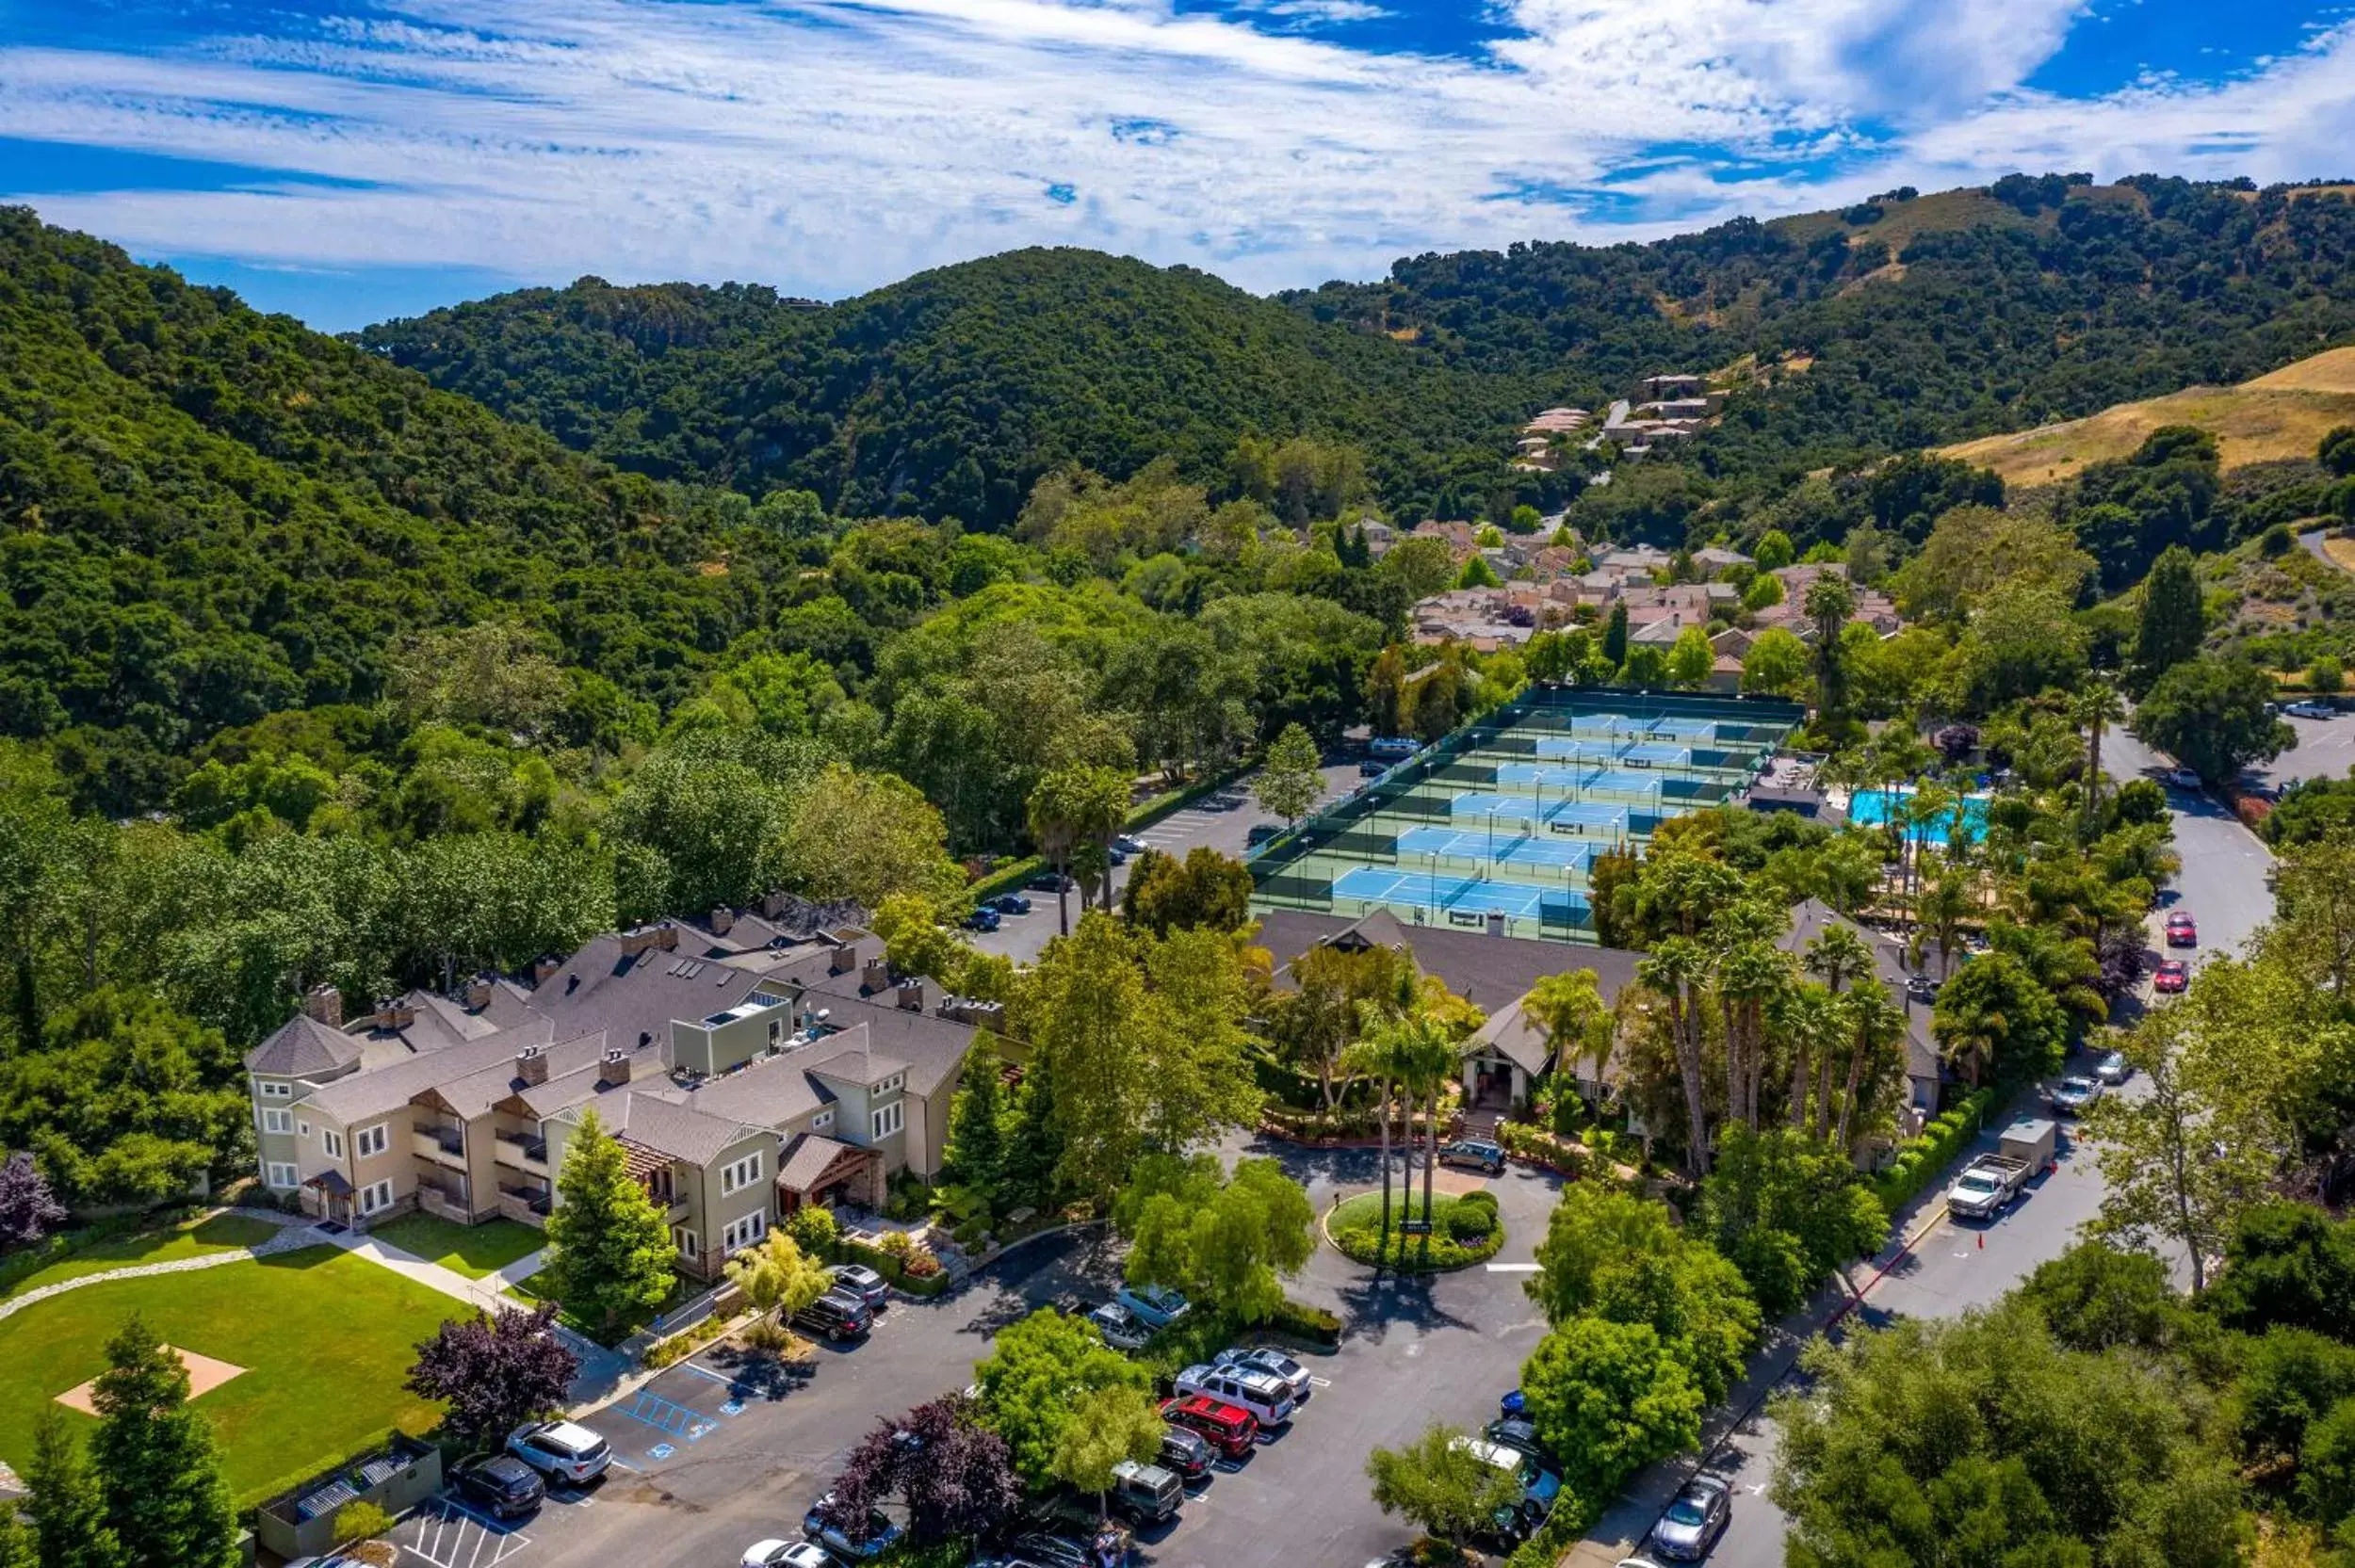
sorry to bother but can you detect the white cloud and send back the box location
[0,0,2350,312]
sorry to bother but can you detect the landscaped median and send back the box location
[1324,1188,1505,1271]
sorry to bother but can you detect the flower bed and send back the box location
[1326,1190,1504,1272]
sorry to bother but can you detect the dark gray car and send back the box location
[1649,1474,1730,1560]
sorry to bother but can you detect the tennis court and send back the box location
[1396,826,1597,871]
[1249,689,1804,944]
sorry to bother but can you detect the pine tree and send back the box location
[1602,600,1630,669]
[944,1036,1007,1199]
[89,1316,236,1568]
[0,1505,36,1568]
[2134,545,2202,691]
[24,1406,121,1568]
[544,1108,677,1339]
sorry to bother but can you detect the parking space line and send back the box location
[394,1499,530,1568]
[672,1361,737,1387]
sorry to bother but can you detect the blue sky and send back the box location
[3,0,2352,331]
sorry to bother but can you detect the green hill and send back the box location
[0,208,767,810]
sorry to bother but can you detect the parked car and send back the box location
[505,1419,612,1483]
[1108,1459,1184,1524]
[450,1454,544,1520]
[1245,823,1283,847]
[1114,834,1148,856]
[987,892,1032,915]
[2049,1075,2103,1116]
[1212,1345,1313,1400]
[2165,911,2198,946]
[1087,1301,1151,1351]
[1105,847,1129,867]
[2168,767,2203,791]
[1437,1138,1505,1174]
[1114,1284,1191,1329]
[743,1543,832,1568]
[1945,1156,2031,1220]
[791,1287,873,1341]
[2288,700,2336,719]
[2153,959,2191,994]
[1449,1434,1561,1534]
[1157,1424,1213,1481]
[828,1263,888,1307]
[1027,871,1076,893]
[1174,1363,1295,1428]
[1161,1393,1259,1458]
[962,906,1001,933]
[803,1495,901,1560]
[999,1534,1091,1568]
[1358,759,1389,778]
[1648,1474,1732,1561]
[2095,1049,2133,1086]
[1500,1388,1526,1419]
[1481,1416,1550,1464]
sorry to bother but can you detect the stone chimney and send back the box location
[376,996,415,1030]
[531,953,562,987]
[897,978,925,1012]
[760,890,789,919]
[861,956,888,994]
[515,1046,548,1087]
[829,943,858,976]
[300,982,342,1028]
[464,973,495,1010]
[709,907,734,938]
[651,921,678,952]
[601,1049,631,1087]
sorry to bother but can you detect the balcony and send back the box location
[413,1127,466,1168]
[496,1183,552,1230]
[415,1181,474,1224]
[493,1132,548,1173]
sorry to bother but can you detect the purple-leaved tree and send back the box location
[405,1303,578,1447]
[0,1151,66,1250]
[818,1394,1021,1545]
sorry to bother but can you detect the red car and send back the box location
[2164,911,2197,947]
[2153,959,2190,994]
[1161,1393,1259,1459]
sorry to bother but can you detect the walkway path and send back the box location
[0,1208,324,1324]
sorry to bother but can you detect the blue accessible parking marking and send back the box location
[722,1399,745,1415]
[620,1389,720,1442]
[648,1443,675,1461]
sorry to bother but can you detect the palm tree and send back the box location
[1910,873,1973,981]
[1901,781,1956,911]
[1524,969,1614,1104]
[1397,1016,1462,1249]
[1028,770,1083,937]
[1717,942,1789,1130]
[1804,923,1873,994]
[1834,980,1907,1150]
[2073,678,2125,840]
[1773,984,1839,1134]
[1636,936,1713,1176]
[1342,1005,1426,1262]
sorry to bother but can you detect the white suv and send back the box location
[507,1419,612,1483]
[1173,1363,1295,1428]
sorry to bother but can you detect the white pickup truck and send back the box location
[1945,1155,2033,1220]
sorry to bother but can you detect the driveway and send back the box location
[1576,725,2278,1567]
[971,760,1360,965]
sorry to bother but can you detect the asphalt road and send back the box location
[970,761,1361,966]
[1582,726,2278,1568]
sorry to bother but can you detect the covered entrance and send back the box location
[300,1169,355,1229]
[777,1134,886,1216]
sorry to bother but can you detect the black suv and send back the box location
[1158,1425,1212,1481]
[792,1287,873,1341]
[450,1453,544,1520]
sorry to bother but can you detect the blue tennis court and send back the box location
[1647,716,1721,739]
[1543,800,1631,832]
[1453,791,1541,822]
[1396,826,1596,870]
[1334,866,1550,916]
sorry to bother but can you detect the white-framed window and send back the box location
[720,1209,766,1254]
[262,1108,293,1135]
[322,1128,344,1158]
[359,1178,394,1215]
[876,1075,902,1094]
[674,1226,700,1260]
[811,1109,834,1132]
[265,1161,299,1189]
[255,1078,293,1100]
[720,1152,764,1195]
[870,1102,903,1140]
[354,1123,388,1158]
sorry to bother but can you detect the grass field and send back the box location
[1,1212,281,1300]
[1941,347,2355,486]
[0,1248,457,1506]
[367,1212,544,1279]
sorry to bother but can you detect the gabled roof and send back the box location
[244,1013,361,1078]
[779,1133,876,1194]
[582,1091,758,1166]
[302,1018,555,1124]
[1258,909,1642,1014]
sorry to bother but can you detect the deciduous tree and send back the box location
[973,1307,1152,1488]
[723,1227,834,1350]
[406,1303,579,1447]
[1519,1317,1704,1497]
[0,1150,65,1249]
[1365,1423,1523,1550]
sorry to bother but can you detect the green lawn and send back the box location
[2,1212,282,1300]
[0,1248,462,1507]
[366,1213,544,1279]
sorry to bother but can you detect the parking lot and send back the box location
[427,1138,1563,1568]
[971,760,1362,965]
[2250,703,2355,791]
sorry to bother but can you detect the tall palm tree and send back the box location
[1637,936,1713,1176]
[1910,872,1973,981]
[1717,942,1789,1130]
[1902,781,1957,912]
[2073,678,2125,841]
[1525,969,1614,1102]
[1804,923,1873,994]
[1399,1016,1461,1247]
[1835,980,1908,1150]
[1026,771,1082,937]
[1773,984,1839,1134]
[1342,1005,1424,1261]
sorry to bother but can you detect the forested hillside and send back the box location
[362,176,2355,522]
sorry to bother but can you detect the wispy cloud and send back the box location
[1,0,2350,325]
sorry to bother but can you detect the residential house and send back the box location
[242,918,999,1279]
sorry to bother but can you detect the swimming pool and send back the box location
[1846,787,1990,845]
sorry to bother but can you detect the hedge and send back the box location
[1329,1192,1505,1271]
[1496,1122,1591,1178]
[836,1236,954,1299]
[1869,1088,2001,1215]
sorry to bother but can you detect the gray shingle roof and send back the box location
[1259,909,1641,1014]
[244,1013,361,1078]
[681,1045,835,1126]
[303,1019,554,1124]
[594,1091,756,1166]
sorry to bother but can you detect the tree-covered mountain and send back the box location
[360,176,2355,521]
[0,208,792,809]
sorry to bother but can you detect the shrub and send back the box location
[879,1229,916,1261]
[1870,1089,2000,1214]
[333,1500,393,1545]
[1266,1297,1341,1347]
[1446,1204,1492,1243]
[903,1251,943,1279]
[952,1218,990,1249]
[786,1205,837,1254]
[1456,1188,1499,1214]
[1329,1193,1505,1271]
